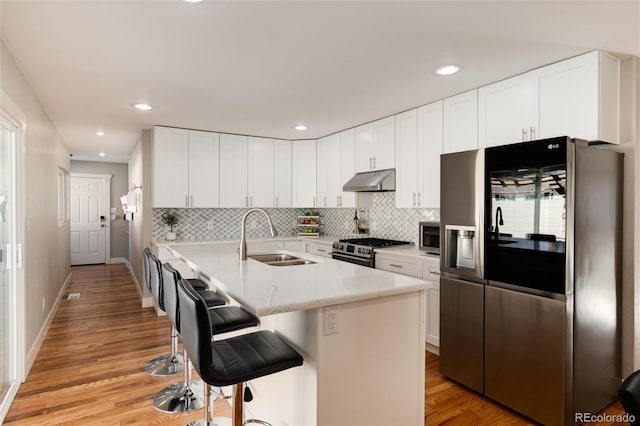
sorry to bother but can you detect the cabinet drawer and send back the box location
[305,242,332,258]
[422,260,441,282]
[376,255,421,278]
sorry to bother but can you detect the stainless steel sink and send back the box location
[248,253,316,266]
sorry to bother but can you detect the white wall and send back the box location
[0,40,71,373]
[128,130,152,299]
[70,160,129,260]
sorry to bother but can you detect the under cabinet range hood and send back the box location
[343,168,396,192]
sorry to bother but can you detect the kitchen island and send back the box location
[168,240,428,426]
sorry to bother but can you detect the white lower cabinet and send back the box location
[376,251,440,351]
[303,240,332,258]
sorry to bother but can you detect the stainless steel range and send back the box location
[331,238,412,268]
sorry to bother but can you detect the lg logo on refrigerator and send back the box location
[548,143,561,150]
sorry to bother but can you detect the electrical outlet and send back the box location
[206,220,214,231]
[323,306,340,335]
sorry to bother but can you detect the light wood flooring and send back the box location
[4,263,629,425]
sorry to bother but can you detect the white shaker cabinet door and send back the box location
[188,130,220,208]
[537,50,619,144]
[152,126,189,208]
[478,72,538,148]
[355,123,375,172]
[274,139,292,208]
[248,137,274,208]
[315,136,329,207]
[395,108,419,208]
[219,134,248,207]
[325,133,342,208]
[339,128,356,208]
[443,89,478,154]
[292,140,317,207]
[373,116,395,170]
[417,101,443,208]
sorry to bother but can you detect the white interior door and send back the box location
[70,177,106,265]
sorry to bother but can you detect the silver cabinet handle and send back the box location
[185,195,189,207]
[275,196,279,207]
[373,156,376,169]
[522,128,528,142]
[369,157,373,170]
[317,248,326,252]
[530,126,536,140]
[389,263,403,268]
[245,196,248,207]
[413,192,416,207]
[324,196,327,207]
[190,195,194,207]
[313,196,316,207]
[337,195,341,207]
[417,192,421,206]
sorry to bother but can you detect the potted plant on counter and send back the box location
[161,212,179,241]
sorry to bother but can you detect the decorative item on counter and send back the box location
[161,212,179,241]
[297,211,321,237]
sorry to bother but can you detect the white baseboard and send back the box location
[0,380,21,423]
[25,272,72,375]
[107,257,127,264]
[125,260,153,308]
[426,343,439,356]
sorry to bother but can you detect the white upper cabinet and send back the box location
[355,116,395,172]
[316,136,330,207]
[417,101,443,208]
[274,139,292,208]
[443,89,478,154]
[247,137,275,208]
[479,51,620,147]
[536,50,619,143]
[478,72,538,147]
[395,109,419,208]
[292,140,317,207]
[395,102,443,208]
[339,128,356,208]
[219,133,248,207]
[188,130,220,208]
[152,126,219,208]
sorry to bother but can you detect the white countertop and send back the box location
[167,241,429,316]
[375,244,440,261]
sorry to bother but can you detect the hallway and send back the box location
[5,263,231,424]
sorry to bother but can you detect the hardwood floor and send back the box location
[5,264,629,425]
[5,264,230,425]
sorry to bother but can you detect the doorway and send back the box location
[70,174,111,265]
[0,106,24,421]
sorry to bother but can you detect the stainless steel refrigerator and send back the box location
[439,137,623,425]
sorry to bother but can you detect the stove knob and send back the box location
[366,248,371,254]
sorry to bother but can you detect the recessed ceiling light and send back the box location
[96,131,105,136]
[434,64,462,76]
[99,152,106,157]
[132,103,153,111]
[295,125,308,131]
[184,0,203,2]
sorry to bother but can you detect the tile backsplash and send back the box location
[152,192,439,243]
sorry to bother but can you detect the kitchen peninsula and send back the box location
[167,240,428,426]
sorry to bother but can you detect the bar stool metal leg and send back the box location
[153,347,203,413]
[145,325,184,376]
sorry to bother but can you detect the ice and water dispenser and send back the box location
[444,225,477,270]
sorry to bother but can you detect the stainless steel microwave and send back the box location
[419,221,440,255]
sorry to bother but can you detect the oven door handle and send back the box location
[330,252,370,262]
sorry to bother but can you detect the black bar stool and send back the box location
[154,263,260,415]
[619,370,640,425]
[144,248,227,377]
[178,278,303,426]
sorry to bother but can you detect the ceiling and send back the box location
[1,1,638,163]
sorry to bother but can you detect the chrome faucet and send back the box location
[239,208,278,260]
[495,207,504,239]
